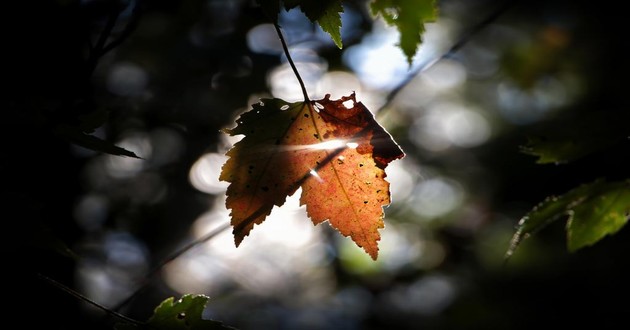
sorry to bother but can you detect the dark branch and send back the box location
[274,23,310,102]
[38,273,145,326]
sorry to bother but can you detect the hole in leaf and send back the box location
[177,312,186,320]
[342,100,354,109]
[280,104,289,110]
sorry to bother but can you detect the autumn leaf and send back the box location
[220,93,404,259]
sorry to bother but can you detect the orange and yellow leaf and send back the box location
[220,93,404,259]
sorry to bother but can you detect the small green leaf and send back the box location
[507,179,630,258]
[521,135,617,164]
[116,294,236,330]
[284,0,344,48]
[370,0,438,65]
[567,181,630,252]
[506,180,600,257]
[54,124,140,158]
[521,112,626,164]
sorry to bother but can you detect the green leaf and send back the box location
[54,124,140,158]
[507,179,630,258]
[521,134,618,165]
[370,0,438,65]
[521,111,626,164]
[116,294,236,330]
[567,181,630,252]
[284,0,344,48]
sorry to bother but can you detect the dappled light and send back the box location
[76,232,150,307]
[14,1,630,329]
[410,102,491,151]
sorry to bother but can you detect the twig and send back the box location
[86,8,121,77]
[112,222,231,312]
[377,1,514,116]
[274,23,310,102]
[102,1,143,54]
[37,273,145,326]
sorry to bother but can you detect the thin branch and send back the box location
[37,273,145,327]
[274,23,310,102]
[377,1,514,116]
[112,222,231,312]
[102,1,143,54]
[86,9,121,77]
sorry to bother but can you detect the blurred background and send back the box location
[6,0,629,329]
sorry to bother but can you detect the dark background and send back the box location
[5,0,629,329]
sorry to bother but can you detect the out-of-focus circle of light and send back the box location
[247,23,283,55]
[460,43,500,78]
[443,108,491,148]
[420,59,467,90]
[103,232,149,277]
[149,127,185,166]
[106,62,148,97]
[409,102,491,151]
[343,19,453,90]
[105,133,152,179]
[268,60,327,101]
[74,194,109,232]
[410,177,465,219]
[76,232,149,306]
[338,222,427,275]
[384,158,415,202]
[189,153,229,194]
[315,71,362,100]
[382,274,457,316]
[497,76,571,125]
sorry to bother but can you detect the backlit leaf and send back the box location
[370,0,438,65]
[567,180,630,252]
[220,93,404,259]
[116,294,235,330]
[507,179,630,258]
[284,0,344,48]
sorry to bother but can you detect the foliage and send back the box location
[11,0,630,329]
[116,294,235,330]
[220,93,404,259]
[508,179,630,257]
[257,0,438,59]
[370,0,438,64]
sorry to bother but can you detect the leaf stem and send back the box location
[37,273,145,327]
[274,23,310,102]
